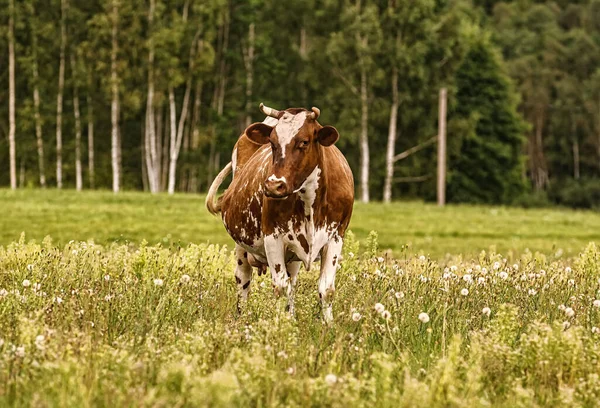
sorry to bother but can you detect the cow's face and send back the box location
[245,108,339,198]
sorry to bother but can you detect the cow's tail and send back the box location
[205,162,233,215]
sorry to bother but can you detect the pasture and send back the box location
[1,189,600,406]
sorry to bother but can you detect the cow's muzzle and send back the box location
[264,177,290,198]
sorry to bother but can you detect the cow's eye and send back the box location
[299,140,309,148]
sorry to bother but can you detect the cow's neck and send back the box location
[296,151,327,270]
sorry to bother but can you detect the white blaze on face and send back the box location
[274,111,307,159]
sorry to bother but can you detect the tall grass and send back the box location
[1,232,600,406]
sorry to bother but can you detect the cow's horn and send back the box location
[307,106,320,120]
[259,103,282,119]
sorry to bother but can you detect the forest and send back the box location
[1,0,600,206]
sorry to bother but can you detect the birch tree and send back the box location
[110,0,120,193]
[71,53,83,191]
[56,0,67,189]
[8,0,17,190]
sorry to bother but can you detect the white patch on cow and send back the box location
[267,174,286,184]
[274,111,307,159]
[232,147,238,177]
[263,116,279,127]
[295,166,321,216]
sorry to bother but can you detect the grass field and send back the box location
[2,189,600,258]
[2,189,600,407]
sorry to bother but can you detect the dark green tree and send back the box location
[447,38,527,204]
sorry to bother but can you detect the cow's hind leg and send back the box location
[286,261,301,316]
[319,238,343,323]
[234,244,253,313]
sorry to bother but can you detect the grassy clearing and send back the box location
[1,234,600,406]
[1,189,600,258]
[2,189,600,406]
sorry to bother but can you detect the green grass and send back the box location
[1,189,600,258]
[2,189,600,406]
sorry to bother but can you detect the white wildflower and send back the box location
[562,321,571,330]
[418,312,430,323]
[352,312,362,322]
[153,278,164,287]
[460,288,469,296]
[377,257,385,263]
[395,291,404,299]
[481,267,488,275]
[419,255,426,261]
[325,373,338,385]
[528,289,537,296]
[15,346,25,358]
[26,264,34,272]
[22,279,31,288]
[592,327,600,334]
[0,289,8,297]
[54,297,63,304]
[104,275,110,282]
[450,265,458,272]
[499,271,508,280]
[463,274,473,283]
[512,264,519,270]
[348,252,354,258]
[478,277,486,285]
[381,310,391,320]
[286,367,295,375]
[104,294,113,302]
[565,266,572,273]
[180,274,191,284]
[493,262,501,270]
[558,304,566,311]
[374,303,385,314]
[568,279,575,287]
[482,307,491,317]
[565,307,575,318]
[593,300,600,308]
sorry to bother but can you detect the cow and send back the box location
[206,103,354,322]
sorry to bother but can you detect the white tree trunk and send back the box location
[167,87,178,194]
[383,67,398,203]
[87,73,95,189]
[8,0,17,190]
[71,55,83,191]
[56,0,67,189]
[359,67,370,203]
[437,88,447,206]
[31,5,46,188]
[243,23,255,128]
[144,0,159,193]
[110,0,120,193]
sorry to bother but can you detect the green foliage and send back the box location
[2,233,600,406]
[448,38,527,204]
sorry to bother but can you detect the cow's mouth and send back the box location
[264,189,291,199]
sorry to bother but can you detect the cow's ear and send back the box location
[317,126,339,146]
[245,123,273,145]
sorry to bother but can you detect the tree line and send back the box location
[1,0,600,206]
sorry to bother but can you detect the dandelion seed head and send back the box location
[325,373,338,385]
[153,278,164,287]
[418,312,430,323]
[460,288,469,296]
[565,266,572,273]
[482,307,491,316]
[180,274,191,284]
[395,291,404,299]
[565,307,575,318]
[593,300,600,308]
[374,303,385,314]
[381,310,391,320]
[499,271,508,280]
[352,312,362,322]
[22,280,31,288]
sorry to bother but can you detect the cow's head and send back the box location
[244,103,339,199]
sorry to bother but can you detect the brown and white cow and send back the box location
[206,104,354,321]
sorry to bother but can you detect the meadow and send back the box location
[1,189,600,406]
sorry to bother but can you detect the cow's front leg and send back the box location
[318,238,343,323]
[286,261,301,316]
[264,235,288,298]
[234,244,253,313]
